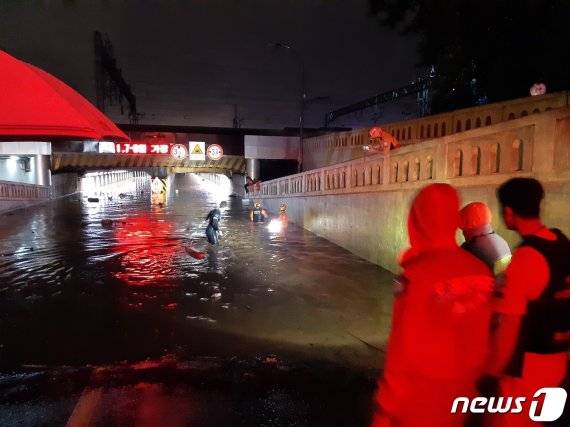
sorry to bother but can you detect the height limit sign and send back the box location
[207,144,223,161]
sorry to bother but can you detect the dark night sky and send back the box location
[0,0,423,130]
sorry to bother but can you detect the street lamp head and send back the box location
[268,42,292,50]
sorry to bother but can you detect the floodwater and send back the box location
[0,173,394,426]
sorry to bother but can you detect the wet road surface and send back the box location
[0,173,393,426]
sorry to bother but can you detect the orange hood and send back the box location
[403,184,460,261]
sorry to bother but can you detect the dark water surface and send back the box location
[0,173,393,426]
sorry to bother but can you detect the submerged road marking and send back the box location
[66,387,103,427]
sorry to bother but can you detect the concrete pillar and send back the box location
[232,173,245,197]
[246,158,260,180]
[33,155,51,186]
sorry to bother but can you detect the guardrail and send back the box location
[252,106,570,198]
[303,91,569,170]
[0,180,50,200]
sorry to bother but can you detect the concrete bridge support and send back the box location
[33,155,52,187]
[245,159,260,180]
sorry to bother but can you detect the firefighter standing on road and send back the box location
[373,183,494,427]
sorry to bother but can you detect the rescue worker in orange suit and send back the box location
[372,183,494,427]
[476,178,570,427]
[459,202,512,276]
[250,201,268,223]
[278,203,289,229]
[368,126,401,153]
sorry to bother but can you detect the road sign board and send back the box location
[189,141,205,161]
[170,144,188,160]
[206,144,224,160]
[151,177,166,194]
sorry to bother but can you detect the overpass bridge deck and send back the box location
[51,152,246,175]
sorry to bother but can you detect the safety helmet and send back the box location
[254,201,261,208]
[459,202,492,231]
[369,126,383,139]
[279,203,286,212]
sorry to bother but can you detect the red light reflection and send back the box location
[111,215,179,287]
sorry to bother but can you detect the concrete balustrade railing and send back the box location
[0,180,51,215]
[381,91,568,143]
[303,91,569,171]
[254,105,570,199]
[0,180,50,200]
[250,105,570,272]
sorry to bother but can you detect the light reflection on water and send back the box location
[0,173,392,368]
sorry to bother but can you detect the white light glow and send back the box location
[98,141,116,153]
[7,156,18,172]
[193,173,232,204]
[267,219,282,233]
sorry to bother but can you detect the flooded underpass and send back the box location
[0,173,394,426]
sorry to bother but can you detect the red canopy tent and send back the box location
[0,50,129,142]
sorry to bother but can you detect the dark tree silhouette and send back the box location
[368,0,570,113]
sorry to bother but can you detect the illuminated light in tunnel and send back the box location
[98,141,116,153]
[192,173,232,203]
[82,170,130,179]
[79,170,143,199]
[6,156,18,173]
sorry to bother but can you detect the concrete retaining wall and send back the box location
[51,173,80,198]
[254,106,570,272]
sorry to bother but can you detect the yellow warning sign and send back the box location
[189,141,206,161]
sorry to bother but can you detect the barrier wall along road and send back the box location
[251,105,570,272]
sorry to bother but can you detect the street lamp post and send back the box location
[270,42,305,173]
[270,43,329,173]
